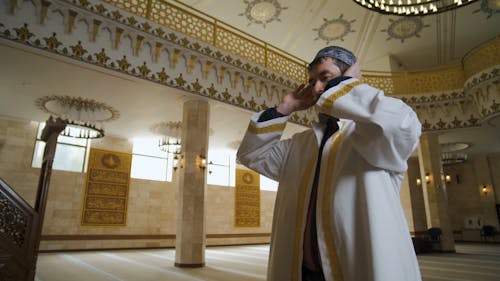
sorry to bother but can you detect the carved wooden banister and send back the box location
[0,178,39,281]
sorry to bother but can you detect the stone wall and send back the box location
[444,155,499,241]
[0,117,274,251]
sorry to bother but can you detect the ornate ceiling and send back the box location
[180,0,499,71]
[0,0,498,156]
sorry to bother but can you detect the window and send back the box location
[207,150,236,187]
[260,175,278,191]
[31,122,90,173]
[131,138,173,182]
[206,150,278,191]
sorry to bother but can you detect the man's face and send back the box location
[308,57,342,98]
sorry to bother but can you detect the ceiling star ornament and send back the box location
[353,0,480,16]
[313,14,356,44]
[150,121,182,155]
[381,18,429,43]
[239,0,288,28]
[473,0,500,18]
[35,95,119,139]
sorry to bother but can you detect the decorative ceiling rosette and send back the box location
[35,95,119,138]
[239,0,288,28]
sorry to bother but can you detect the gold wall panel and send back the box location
[82,210,127,225]
[82,148,132,226]
[235,169,260,228]
[463,36,500,80]
[88,182,128,197]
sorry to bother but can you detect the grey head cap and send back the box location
[312,46,356,66]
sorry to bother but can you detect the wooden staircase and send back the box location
[0,178,39,281]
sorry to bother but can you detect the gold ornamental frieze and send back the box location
[462,38,500,122]
[0,0,316,126]
[398,90,479,131]
[466,75,500,121]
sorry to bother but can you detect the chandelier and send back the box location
[440,142,469,165]
[36,95,119,139]
[150,121,182,155]
[353,0,479,16]
[441,152,468,165]
[158,136,182,155]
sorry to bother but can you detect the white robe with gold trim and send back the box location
[237,78,422,281]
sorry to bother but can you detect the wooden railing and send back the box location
[0,178,39,281]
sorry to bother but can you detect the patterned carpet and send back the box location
[35,243,500,281]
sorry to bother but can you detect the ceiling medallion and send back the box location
[473,0,500,18]
[441,142,470,152]
[239,0,288,28]
[35,95,119,139]
[381,18,429,43]
[313,14,356,44]
[353,0,480,16]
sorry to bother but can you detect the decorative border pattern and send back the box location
[0,0,316,126]
[0,191,29,247]
[100,0,304,82]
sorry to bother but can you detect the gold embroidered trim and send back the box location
[322,133,344,281]
[291,153,317,281]
[247,122,286,135]
[321,81,363,113]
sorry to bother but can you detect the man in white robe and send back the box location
[237,46,422,281]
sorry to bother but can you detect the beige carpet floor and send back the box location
[35,243,500,281]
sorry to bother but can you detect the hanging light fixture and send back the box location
[441,152,468,165]
[440,142,469,165]
[36,95,119,139]
[158,136,182,155]
[150,121,182,155]
[352,0,479,16]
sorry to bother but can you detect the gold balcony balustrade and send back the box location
[99,0,500,96]
[102,0,308,83]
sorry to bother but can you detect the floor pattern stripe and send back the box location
[35,243,500,281]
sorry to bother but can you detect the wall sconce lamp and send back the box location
[482,185,488,196]
[425,173,431,184]
[208,161,214,174]
[445,174,452,183]
[198,154,207,170]
[173,154,184,171]
[416,178,422,187]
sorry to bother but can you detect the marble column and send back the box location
[472,156,498,229]
[417,133,455,252]
[400,158,427,237]
[175,99,210,268]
